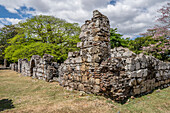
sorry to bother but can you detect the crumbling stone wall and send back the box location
[11,54,59,82]
[21,58,30,76]
[32,54,59,82]
[10,63,18,72]
[9,10,169,101]
[60,10,110,93]
[99,47,170,101]
[59,10,170,101]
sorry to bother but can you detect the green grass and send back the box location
[0,70,170,113]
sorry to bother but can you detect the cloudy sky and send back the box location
[0,0,169,38]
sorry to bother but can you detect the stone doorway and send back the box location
[30,60,36,76]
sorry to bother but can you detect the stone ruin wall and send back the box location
[59,10,170,101]
[10,63,18,72]
[59,10,111,93]
[11,54,59,82]
[9,10,170,101]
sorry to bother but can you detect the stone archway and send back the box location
[30,60,36,76]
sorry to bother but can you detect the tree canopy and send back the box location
[4,15,80,63]
[138,3,170,61]
[0,25,19,64]
[110,28,130,48]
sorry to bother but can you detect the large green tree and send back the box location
[5,15,80,63]
[0,25,19,64]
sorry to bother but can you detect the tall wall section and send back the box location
[60,10,111,93]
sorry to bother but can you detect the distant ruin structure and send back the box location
[10,10,170,101]
[11,54,59,82]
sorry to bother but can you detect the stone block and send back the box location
[75,57,82,63]
[123,51,134,57]
[68,52,73,57]
[94,36,100,41]
[137,78,143,84]
[93,85,100,93]
[141,86,146,93]
[78,84,84,91]
[82,76,88,83]
[77,42,83,48]
[95,79,100,85]
[129,79,137,86]
[134,88,140,95]
[136,61,140,70]
[136,70,143,77]
[143,69,148,77]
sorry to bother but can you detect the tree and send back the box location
[5,15,80,63]
[110,28,130,48]
[0,25,19,64]
[140,3,170,61]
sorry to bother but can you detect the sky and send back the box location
[0,0,169,38]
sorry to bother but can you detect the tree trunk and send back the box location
[4,59,7,67]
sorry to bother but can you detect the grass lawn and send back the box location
[0,70,170,113]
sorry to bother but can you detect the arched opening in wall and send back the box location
[20,63,22,73]
[30,60,36,76]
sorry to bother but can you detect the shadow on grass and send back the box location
[0,99,15,111]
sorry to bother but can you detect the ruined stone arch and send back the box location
[30,55,41,76]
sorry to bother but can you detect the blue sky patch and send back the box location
[109,0,117,5]
[0,5,34,19]
[0,5,21,19]
[15,6,35,18]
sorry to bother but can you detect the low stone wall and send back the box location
[11,54,59,82]
[98,47,170,101]
[10,63,18,72]
[31,54,59,81]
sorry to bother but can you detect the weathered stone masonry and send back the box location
[11,54,59,82]
[10,10,170,101]
[59,10,170,101]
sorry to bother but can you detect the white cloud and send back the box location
[6,18,22,24]
[0,0,169,38]
[100,0,169,38]
[0,23,4,28]
[0,18,22,27]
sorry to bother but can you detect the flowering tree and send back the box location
[141,3,170,61]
